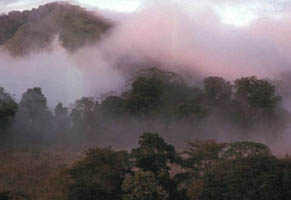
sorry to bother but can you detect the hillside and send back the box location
[0,2,112,56]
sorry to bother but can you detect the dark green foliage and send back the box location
[122,68,207,120]
[130,133,187,200]
[125,76,164,115]
[122,171,168,200]
[72,97,97,119]
[67,147,131,200]
[101,96,125,118]
[13,87,53,141]
[199,156,291,200]
[203,76,232,105]
[0,87,17,131]
[18,87,51,123]
[131,132,178,174]
[222,141,272,160]
[234,76,281,125]
[183,139,227,176]
[181,139,290,200]
[61,135,291,200]
[173,87,206,120]
[70,97,99,133]
[183,140,272,176]
[234,76,280,109]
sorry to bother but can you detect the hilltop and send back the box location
[0,2,112,55]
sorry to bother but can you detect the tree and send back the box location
[54,103,68,118]
[222,141,272,160]
[122,171,168,200]
[0,87,17,131]
[18,87,51,122]
[15,87,52,136]
[173,87,207,120]
[199,156,289,200]
[54,103,69,132]
[101,96,125,118]
[182,140,274,200]
[67,147,131,200]
[70,97,99,133]
[131,132,178,174]
[123,67,208,120]
[234,76,281,124]
[131,133,186,200]
[183,140,272,175]
[183,139,227,177]
[131,133,187,200]
[125,77,164,115]
[203,77,232,106]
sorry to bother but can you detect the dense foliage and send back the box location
[0,87,17,132]
[66,148,130,200]
[1,132,291,200]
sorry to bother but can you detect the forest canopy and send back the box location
[0,67,288,149]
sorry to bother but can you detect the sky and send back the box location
[1,0,291,26]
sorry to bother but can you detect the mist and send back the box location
[1,2,291,154]
[2,2,291,102]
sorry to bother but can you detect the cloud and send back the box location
[98,3,291,80]
[0,38,126,108]
[2,1,291,107]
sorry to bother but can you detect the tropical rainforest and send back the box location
[0,2,291,200]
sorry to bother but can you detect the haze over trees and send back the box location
[1,2,291,200]
[0,67,288,148]
[0,66,288,151]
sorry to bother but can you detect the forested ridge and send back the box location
[0,2,112,55]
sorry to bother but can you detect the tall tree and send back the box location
[15,87,52,136]
[131,132,178,174]
[18,87,50,121]
[0,87,17,132]
[234,76,281,124]
[131,133,185,200]
[70,97,99,133]
[203,76,232,106]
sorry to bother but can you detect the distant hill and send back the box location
[0,2,112,56]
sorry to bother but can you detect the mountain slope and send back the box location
[0,2,112,56]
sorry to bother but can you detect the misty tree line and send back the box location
[0,67,289,144]
[1,132,291,200]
